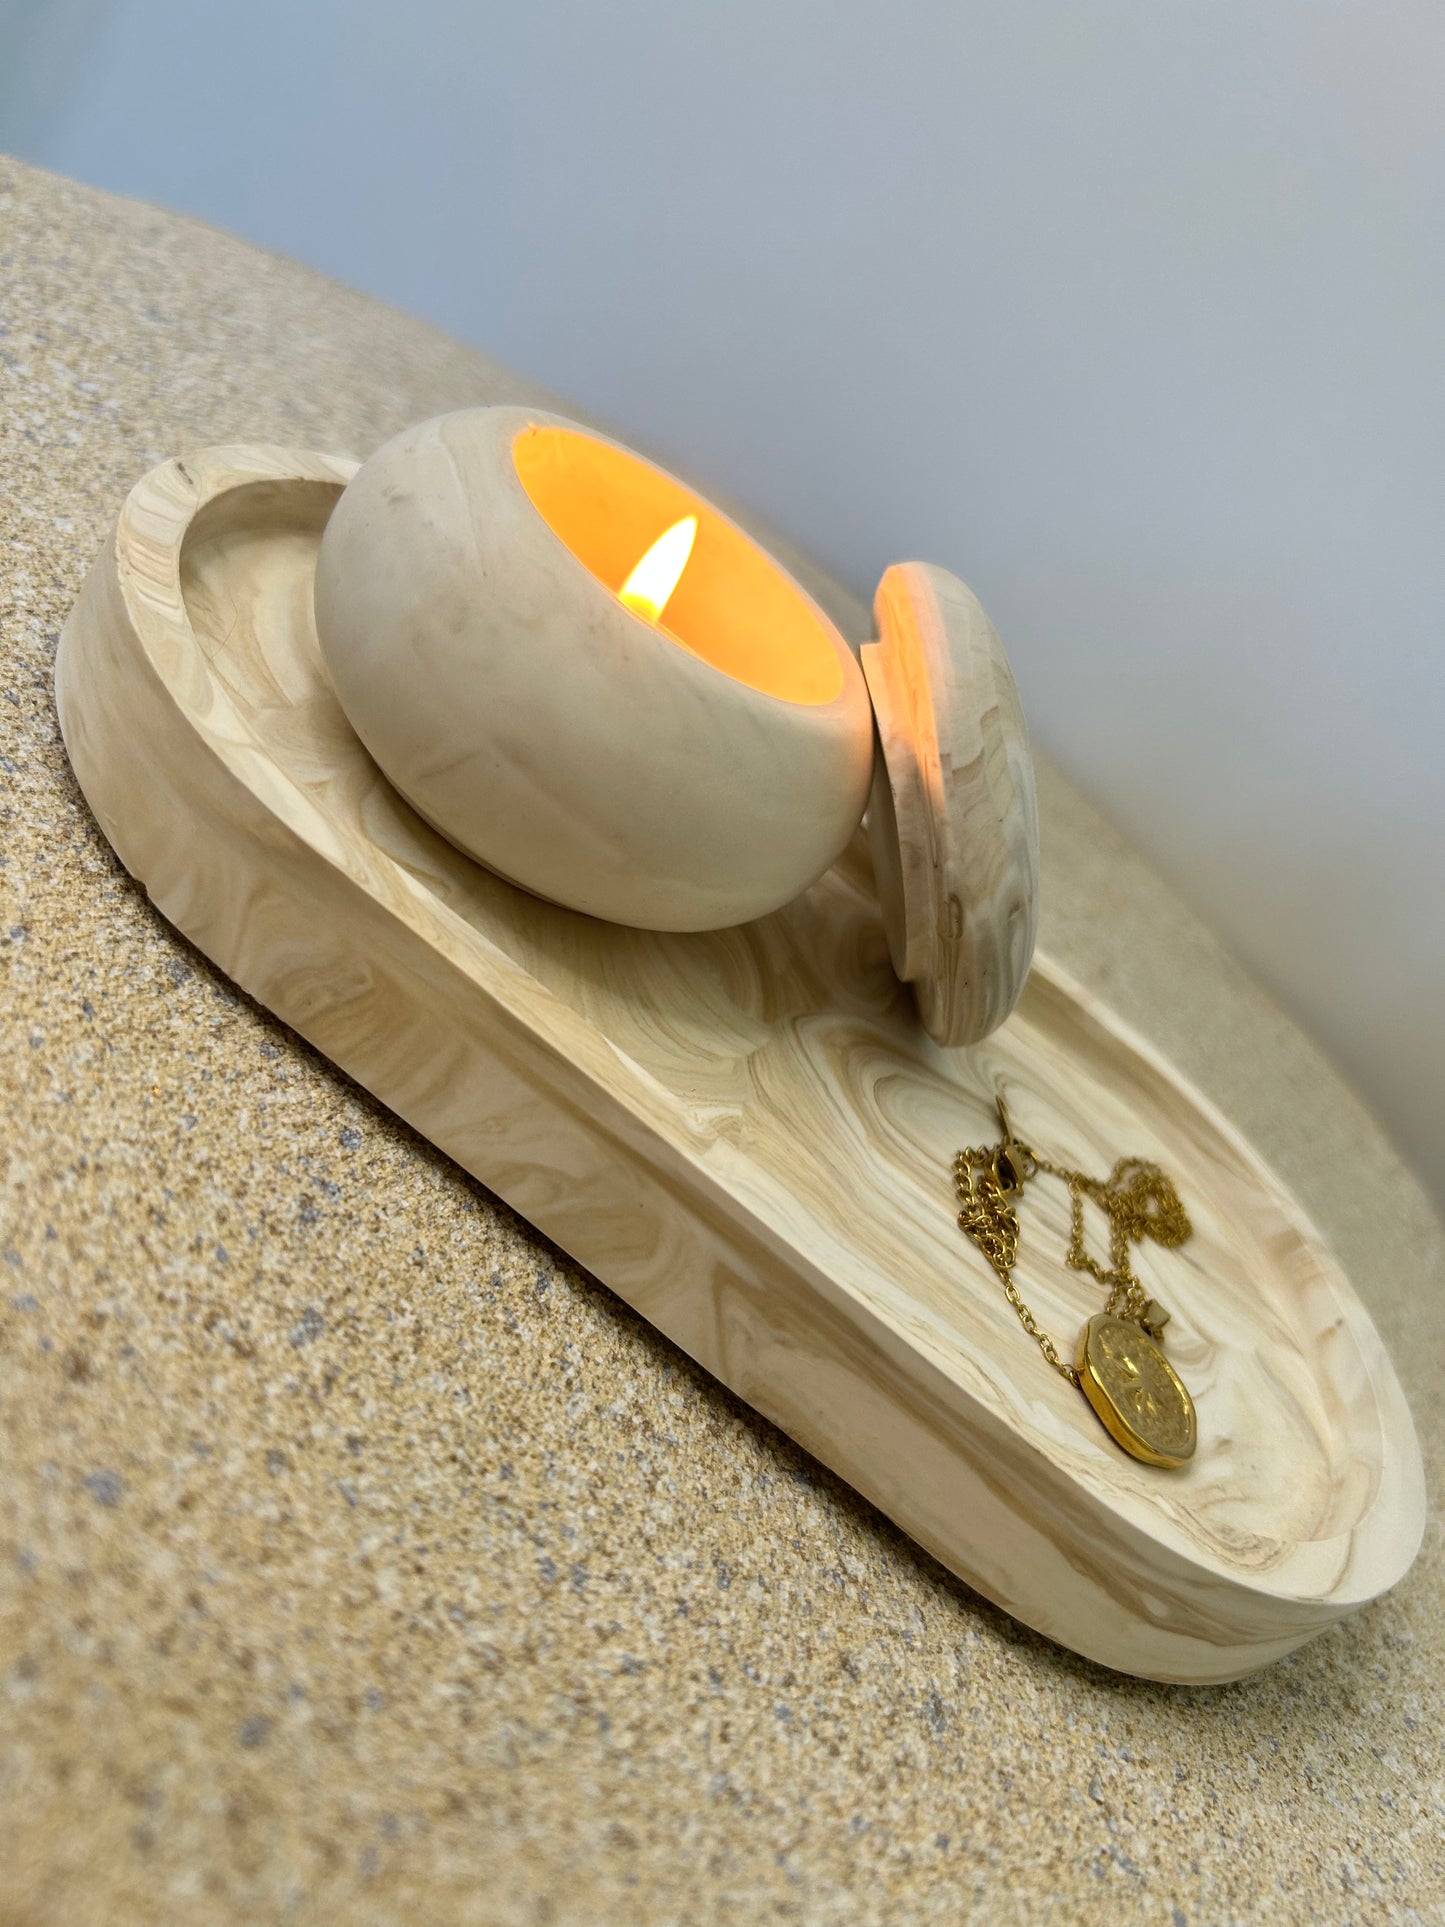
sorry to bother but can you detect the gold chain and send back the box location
[952,1099,1192,1386]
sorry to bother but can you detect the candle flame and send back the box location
[619,515,697,624]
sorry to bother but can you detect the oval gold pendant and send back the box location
[1076,1313,1196,1468]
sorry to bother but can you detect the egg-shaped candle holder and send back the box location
[313,406,877,933]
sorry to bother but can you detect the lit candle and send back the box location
[618,515,697,625]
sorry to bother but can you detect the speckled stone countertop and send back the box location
[1,156,1440,1927]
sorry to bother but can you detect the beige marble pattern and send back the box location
[56,444,1423,1685]
[2,154,1443,1923]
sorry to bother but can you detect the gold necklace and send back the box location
[952,1098,1197,1468]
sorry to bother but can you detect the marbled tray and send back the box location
[55,443,1425,1682]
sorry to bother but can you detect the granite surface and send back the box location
[1,155,1441,1926]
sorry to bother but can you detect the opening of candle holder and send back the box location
[512,423,843,706]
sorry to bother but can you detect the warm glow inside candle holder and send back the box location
[512,423,843,705]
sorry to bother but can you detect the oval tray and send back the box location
[55,445,1425,1682]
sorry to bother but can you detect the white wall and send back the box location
[11,0,1444,1199]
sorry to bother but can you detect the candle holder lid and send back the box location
[861,562,1039,1047]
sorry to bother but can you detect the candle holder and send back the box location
[313,408,877,937]
[54,431,1423,1683]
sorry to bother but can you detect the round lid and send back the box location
[861,562,1039,1047]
